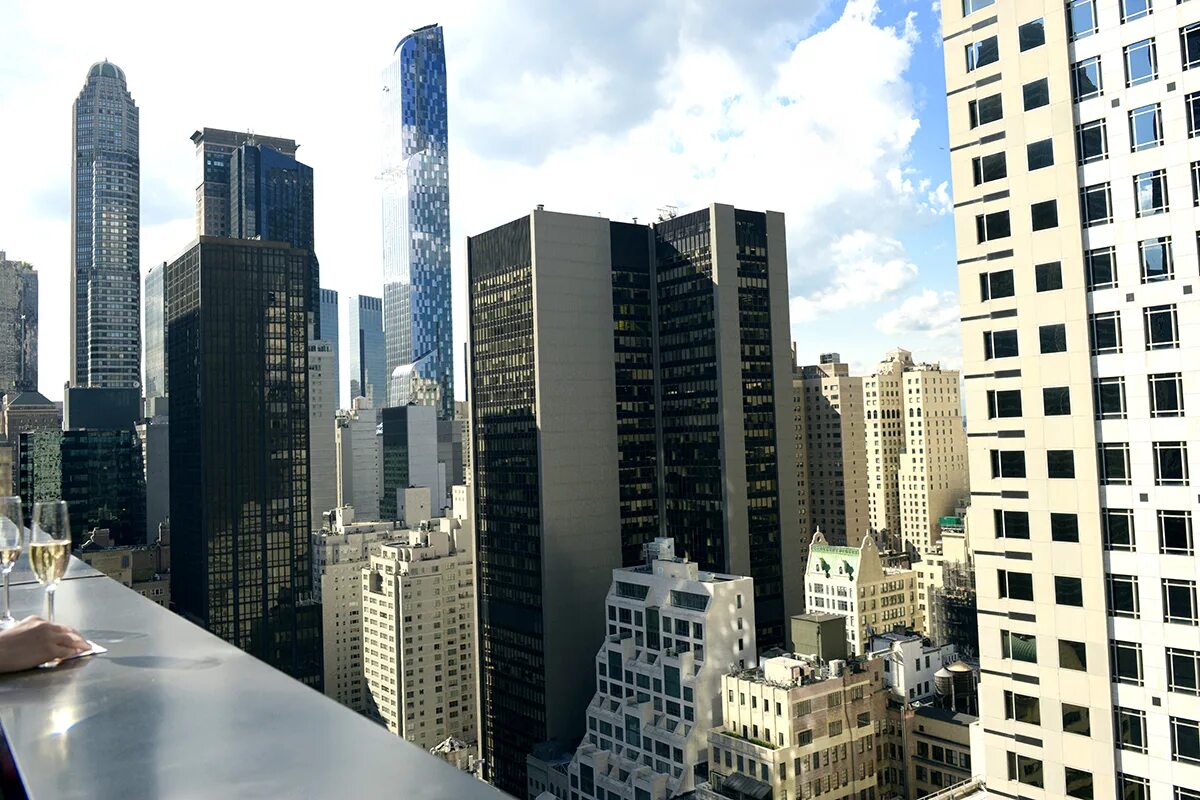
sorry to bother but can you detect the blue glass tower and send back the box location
[381,24,452,418]
[347,295,385,408]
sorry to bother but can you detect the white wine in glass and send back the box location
[31,501,70,622]
[0,496,23,629]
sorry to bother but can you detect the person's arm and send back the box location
[0,616,90,673]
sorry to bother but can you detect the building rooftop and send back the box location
[86,60,126,82]
[912,703,979,726]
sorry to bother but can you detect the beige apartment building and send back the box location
[863,349,968,557]
[794,353,870,547]
[361,487,476,754]
[942,1,1200,799]
[705,654,892,800]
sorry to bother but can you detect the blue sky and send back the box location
[0,0,962,400]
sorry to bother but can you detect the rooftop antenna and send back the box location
[655,205,678,222]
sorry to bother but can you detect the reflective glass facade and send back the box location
[143,264,165,400]
[381,24,453,417]
[166,238,319,685]
[348,294,385,406]
[319,288,339,405]
[71,61,140,388]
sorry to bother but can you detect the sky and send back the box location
[0,0,958,404]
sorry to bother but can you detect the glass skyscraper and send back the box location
[143,264,165,401]
[319,288,339,405]
[381,24,453,417]
[71,61,140,389]
[348,294,385,407]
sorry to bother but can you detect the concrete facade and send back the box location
[308,338,337,526]
[335,397,381,522]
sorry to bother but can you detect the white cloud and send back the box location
[876,289,959,338]
[790,231,919,322]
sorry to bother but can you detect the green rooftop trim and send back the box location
[939,516,963,527]
[811,545,860,558]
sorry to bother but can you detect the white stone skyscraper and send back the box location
[71,61,139,389]
[942,1,1200,798]
[0,252,37,395]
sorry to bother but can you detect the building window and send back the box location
[987,389,1022,418]
[1119,774,1149,800]
[1112,641,1145,686]
[1139,237,1173,283]
[1171,717,1200,764]
[1081,183,1112,226]
[1019,18,1046,51]
[998,570,1034,601]
[1039,324,1067,353]
[1103,509,1135,551]
[1077,119,1108,163]
[1129,103,1163,151]
[1090,311,1122,355]
[1043,387,1071,416]
[1095,377,1126,419]
[1183,23,1200,69]
[1167,649,1200,695]
[1068,0,1099,40]
[1189,92,1200,137]
[1027,139,1054,170]
[1073,56,1103,100]
[1003,691,1041,725]
[966,36,999,72]
[1031,200,1058,230]
[1124,39,1158,86]
[1154,442,1189,486]
[976,210,1011,243]
[984,329,1018,359]
[994,509,1030,539]
[1122,0,1152,20]
[1006,753,1044,788]
[1099,443,1132,485]
[969,94,1003,128]
[980,269,1014,300]
[1116,707,1148,751]
[991,450,1026,479]
[1060,639,1088,671]
[1193,162,1200,206]
[1134,170,1169,217]
[1164,580,1198,625]
[1055,576,1084,607]
[1159,510,1194,555]
[1047,450,1076,479]
[1107,574,1140,619]
[1085,247,1117,291]
[1035,261,1062,292]
[1144,304,1180,349]
[1001,629,1037,663]
[963,0,996,15]
[972,152,1007,186]
[1066,768,1094,800]
[1062,703,1091,736]
[1051,513,1080,543]
[1147,371,1185,417]
[1023,79,1050,111]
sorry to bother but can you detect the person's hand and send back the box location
[0,616,90,673]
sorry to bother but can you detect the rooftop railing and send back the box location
[0,555,510,799]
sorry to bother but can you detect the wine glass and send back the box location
[0,497,23,629]
[30,501,70,623]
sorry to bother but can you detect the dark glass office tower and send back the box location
[381,24,453,416]
[166,237,320,685]
[191,128,298,238]
[468,206,801,793]
[71,61,140,389]
[347,295,385,406]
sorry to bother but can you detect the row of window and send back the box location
[983,303,1183,358]
[991,440,1191,485]
[999,568,1199,624]
[994,506,1193,552]
[1001,628,1200,695]
[987,373,1185,422]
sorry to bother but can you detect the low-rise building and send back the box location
[865,631,958,705]
[903,705,980,800]
[567,538,756,800]
[705,654,892,800]
[76,526,170,607]
[361,486,476,754]
[805,533,921,654]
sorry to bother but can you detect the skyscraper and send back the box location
[381,24,453,417]
[166,236,320,685]
[0,252,37,394]
[143,264,165,402]
[191,128,298,239]
[942,2,1200,798]
[467,205,801,793]
[347,294,385,407]
[71,61,139,389]
[319,287,340,404]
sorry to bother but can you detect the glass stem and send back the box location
[2,571,9,621]
[46,585,55,623]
